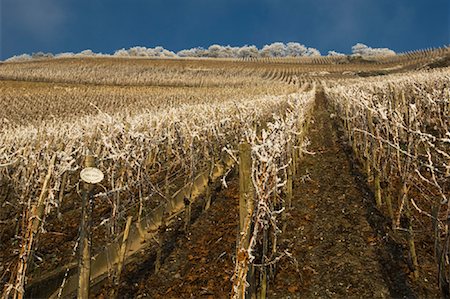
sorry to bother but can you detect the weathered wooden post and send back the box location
[352,129,359,161]
[403,184,419,280]
[204,182,212,211]
[237,142,254,299]
[155,202,168,274]
[184,195,191,232]
[57,171,68,219]
[155,224,164,274]
[78,154,103,299]
[381,181,394,227]
[374,170,382,208]
[239,143,253,238]
[204,160,214,211]
[365,109,374,183]
[116,216,133,279]
[112,216,133,298]
[12,154,57,299]
[286,141,293,209]
[153,174,171,271]
[292,142,297,178]
[260,228,268,299]
[56,143,68,220]
[345,102,351,143]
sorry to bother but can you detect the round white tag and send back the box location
[80,167,104,184]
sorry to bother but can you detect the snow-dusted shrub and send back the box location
[113,48,130,57]
[178,47,208,57]
[286,42,308,56]
[305,48,321,56]
[327,50,346,57]
[55,52,76,58]
[260,42,287,57]
[31,52,54,59]
[260,42,321,57]
[76,49,97,57]
[351,43,395,56]
[5,54,33,62]
[237,45,259,58]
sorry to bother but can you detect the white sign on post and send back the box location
[80,167,104,184]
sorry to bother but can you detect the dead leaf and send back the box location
[303,265,318,275]
[367,236,377,245]
[237,249,248,262]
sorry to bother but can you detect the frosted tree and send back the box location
[305,48,321,56]
[207,44,228,58]
[4,42,328,60]
[237,45,259,58]
[31,52,54,59]
[223,46,241,58]
[76,49,97,57]
[5,54,33,62]
[260,42,321,57]
[153,46,177,57]
[352,43,395,56]
[160,49,177,57]
[327,50,346,56]
[286,42,308,56]
[113,49,130,57]
[260,42,287,57]
[125,47,143,57]
[55,52,76,58]
[178,47,208,57]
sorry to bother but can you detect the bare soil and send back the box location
[268,92,423,298]
[94,179,240,299]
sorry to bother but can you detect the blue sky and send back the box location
[1,0,449,59]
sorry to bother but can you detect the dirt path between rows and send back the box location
[97,179,240,298]
[268,91,416,298]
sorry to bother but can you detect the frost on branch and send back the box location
[351,43,396,57]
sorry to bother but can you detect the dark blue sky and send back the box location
[1,0,449,59]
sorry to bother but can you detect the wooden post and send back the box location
[403,185,419,280]
[406,203,419,279]
[204,160,214,211]
[260,229,268,299]
[364,146,371,180]
[164,172,171,205]
[382,181,395,228]
[239,143,253,235]
[374,170,382,208]
[282,142,294,233]
[57,171,68,219]
[238,142,254,299]
[345,103,351,143]
[113,216,133,298]
[155,202,168,274]
[352,131,358,158]
[78,154,95,299]
[204,183,212,211]
[367,109,377,186]
[155,226,164,274]
[286,143,293,209]
[12,154,57,299]
[292,144,297,178]
[184,195,191,232]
